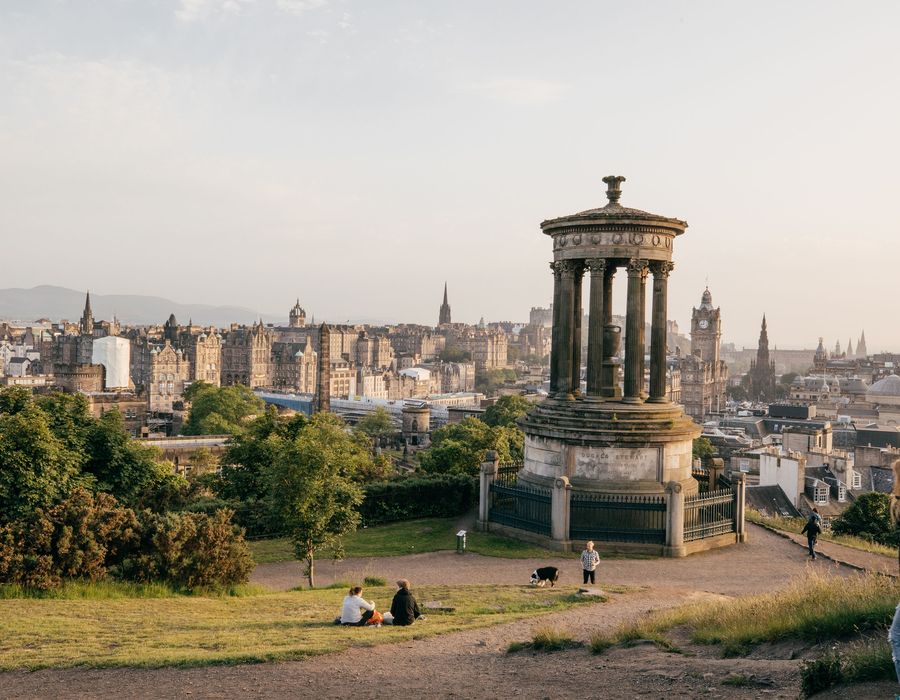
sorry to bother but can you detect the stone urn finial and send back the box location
[602,175,626,205]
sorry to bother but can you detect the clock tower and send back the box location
[690,287,721,363]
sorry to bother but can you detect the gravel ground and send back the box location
[0,525,891,700]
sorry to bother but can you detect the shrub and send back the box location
[0,488,139,590]
[831,492,896,547]
[359,474,477,525]
[124,509,253,589]
[363,576,386,587]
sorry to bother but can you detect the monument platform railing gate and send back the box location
[569,492,667,544]
[487,467,551,537]
[684,487,736,542]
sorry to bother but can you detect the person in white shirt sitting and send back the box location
[340,586,377,626]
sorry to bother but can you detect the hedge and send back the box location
[360,474,478,525]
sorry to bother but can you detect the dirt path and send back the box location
[0,525,885,700]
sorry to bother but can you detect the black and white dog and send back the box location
[530,566,560,587]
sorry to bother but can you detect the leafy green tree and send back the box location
[692,437,715,461]
[353,406,396,441]
[419,417,523,476]
[0,404,85,523]
[483,394,532,428]
[83,410,172,506]
[726,385,748,401]
[831,492,895,546]
[439,347,471,362]
[475,369,518,396]
[267,414,364,587]
[182,383,265,436]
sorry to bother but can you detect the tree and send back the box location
[439,347,471,363]
[780,372,799,387]
[353,406,396,442]
[726,385,748,401]
[692,437,715,461]
[475,369,518,396]
[267,414,364,587]
[831,492,895,546]
[483,394,532,428]
[0,403,85,524]
[83,410,172,506]
[182,383,265,436]
[419,417,523,476]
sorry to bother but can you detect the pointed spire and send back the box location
[84,290,92,316]
[443,282,448,305]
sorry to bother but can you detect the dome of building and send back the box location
[867,374,900,406]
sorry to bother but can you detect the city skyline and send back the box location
[2,2,899,347]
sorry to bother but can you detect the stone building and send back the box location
[747,315,777,402]
[271,338,317,393]
[187,330,222,386]
[149,341,190,413]
[679,288,728,420]
[221,321,273,388]
[289,299,306,328]
[355,331,394,369]
[389,326,443,361]
[443,327,509,370]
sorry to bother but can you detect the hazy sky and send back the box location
[2,1,898,350]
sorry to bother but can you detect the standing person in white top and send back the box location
[340,586,376,626]
[581,541,600,585]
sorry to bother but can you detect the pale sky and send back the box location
[1,1,898,350]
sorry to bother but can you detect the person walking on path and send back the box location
[800,509,822,559]
[390,579,422,626]
[581,541,600,585]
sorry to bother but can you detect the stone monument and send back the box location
[519,176,701,499]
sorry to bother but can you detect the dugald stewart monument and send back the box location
[479,176,746,556]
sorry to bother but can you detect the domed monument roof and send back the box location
[867,374,900,407]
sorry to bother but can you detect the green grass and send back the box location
[0,581,265,600]
[249,517,573,563]
[508,625,584,653]
[0,582,597,671]
[747,510,897,558]
[591,572,899,657]
[800,639,894,697]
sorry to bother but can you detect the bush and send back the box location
[0,489,139,590]
[124,509,254,590]
[359,474,477,525]
[0,489,252,591]
[831,492,896,547]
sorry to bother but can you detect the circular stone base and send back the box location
[518,397,701,496]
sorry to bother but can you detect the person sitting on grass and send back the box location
[340,586,379,626]
[389,579,422,626]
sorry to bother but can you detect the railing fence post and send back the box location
[477,450,499,532]
[665,480,686,557]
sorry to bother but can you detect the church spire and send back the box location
[438,282,452,326]
[80,290,94,335]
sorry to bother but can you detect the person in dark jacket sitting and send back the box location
[390,579,422,626]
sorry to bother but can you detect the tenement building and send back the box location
[679,287,728,420]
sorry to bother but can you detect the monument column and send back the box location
[570,261,584,395]
[623,259,648,403]
[585,259,606,396]
[600,264,619,398]
[548,262,563,395]
[648,261,674,403]
[555,261,578,399]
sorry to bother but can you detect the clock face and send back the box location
[698,319,709,330]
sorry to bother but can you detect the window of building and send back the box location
[814,486,829,505]
[852,472,861,489]
[837,484,847,502]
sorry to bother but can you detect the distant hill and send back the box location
[0,286,282,327]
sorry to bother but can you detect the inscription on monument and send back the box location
[574,447,660,481]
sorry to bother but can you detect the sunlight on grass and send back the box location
[0,582,599,671]
[249,518,573,563]
[592,572,899,657]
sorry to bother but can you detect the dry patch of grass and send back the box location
[0,583,597,671]
[592,572,899,658]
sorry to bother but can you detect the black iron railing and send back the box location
[569,492,667,544]
[495,463,521,487]
[684,487,736,542]
[488,481,551,536]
